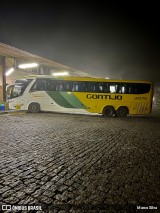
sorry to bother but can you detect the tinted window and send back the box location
[30,79,47,91]
[30,79,151,94]
[88,82,109,93]
[127,83,151,94]
[72,82,89,92]
[11,85,24,98]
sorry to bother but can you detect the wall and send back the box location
[0,64,2,86]
[0,86,2,102]
[0,64,3,101]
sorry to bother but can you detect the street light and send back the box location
[5,68,15,76]
[5,63,39,76]
[52,71,69,76]
[18,63,38,69]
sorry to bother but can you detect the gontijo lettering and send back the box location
[86,94,122,100]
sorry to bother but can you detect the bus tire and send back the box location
[28,102,40,113]
[102,106,115,117]
[116,106,128,118]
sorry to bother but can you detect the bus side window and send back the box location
[89,82,96,92]
[83,82,89,92]
[72,82,79,91]
[78,82,88,92]
[64,81,72,91]
[141,83,151,93]
[103,83,110,93]
[119,84,127,94]
[49,80,56,91]
[97,83,104,92]
[46,80,51,91]
[30,79,46,91]
[40,82,46,91]
[56,81,64,91]
[128,84,138,94]
[109,84,118,93]
[30,81,38,92]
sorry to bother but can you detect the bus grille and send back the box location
[136,102,149,114]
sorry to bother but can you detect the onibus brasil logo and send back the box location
[1,204,42,211]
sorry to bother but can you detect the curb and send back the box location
[0,110,25,115]
[0,111,9,115]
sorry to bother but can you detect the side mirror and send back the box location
[6,95,10,101]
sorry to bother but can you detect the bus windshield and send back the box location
[7,79,33,99]
[11,84,24,98]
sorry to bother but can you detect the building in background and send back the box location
[0,42,91,102]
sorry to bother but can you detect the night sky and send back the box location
[0,1,160,83]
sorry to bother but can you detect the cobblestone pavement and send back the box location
[0,112,160,213]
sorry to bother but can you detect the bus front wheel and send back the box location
[116,106,128,117]
[102,106,115,117]
[28,102,40,113]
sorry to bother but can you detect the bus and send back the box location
[6,75,154,117]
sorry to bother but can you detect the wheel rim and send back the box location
[29,103,40,112]
[106,108,112,116]
[120,110,126,116]
[103,107,114,117]
[117,107,128,117]
[31,105,38,112]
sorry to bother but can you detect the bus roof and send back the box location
[22,75,153,84]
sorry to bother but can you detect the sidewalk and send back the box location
[0,109,24,114]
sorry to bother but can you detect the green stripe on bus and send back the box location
[47,91,74,108]
[60,92,86,109]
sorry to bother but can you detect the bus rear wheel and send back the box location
[28,102,40,113]
[102,106,115,117]
[116,106,128,117]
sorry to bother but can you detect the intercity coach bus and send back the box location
[6,75,153,117]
